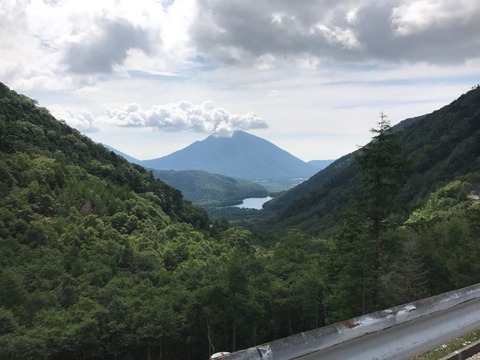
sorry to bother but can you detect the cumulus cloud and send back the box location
[106,101,268,136]
[64,19,153,74]
[49,106,100,133]
[391,0,477,36]
[2,0,480,92]
[190,0,480,65]
[0,0,195,90]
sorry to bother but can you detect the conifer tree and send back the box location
[325,113,410,320]
[356,112,408,238]
[356,112,409,306]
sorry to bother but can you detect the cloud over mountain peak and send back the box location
[106,100,268,136]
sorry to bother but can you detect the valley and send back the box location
[1,82,480,360]
[108,136,326,218]
[231,196,273,210]
[2,1,479,359]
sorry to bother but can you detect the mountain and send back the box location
[264,87,480,236]
[307,159,335,170]
[3,82,480,359]
[151,169,268,207]
[0,81,361,359]
[0,82,224,358]
[102,143,276,207]
[3,82,346,359]
[140,130,319,181]
[102,144,142,165]
[0,90,206,228]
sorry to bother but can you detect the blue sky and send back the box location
[1,0,480,161]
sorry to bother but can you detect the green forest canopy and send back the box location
[1,82,480,359]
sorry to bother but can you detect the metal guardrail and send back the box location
[221,283,480,360]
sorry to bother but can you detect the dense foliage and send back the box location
[0,83,335,359]
[356,114,410,238]
[2,82,480,360]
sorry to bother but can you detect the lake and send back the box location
[233,196,273,210]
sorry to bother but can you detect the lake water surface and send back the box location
[233,196,273,210]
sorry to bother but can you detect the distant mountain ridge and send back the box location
[102,144,143,165]
[307,159,335,169]
[139,131,319,181]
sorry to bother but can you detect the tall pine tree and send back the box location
[325,113,410,321]
[356,112,408,238]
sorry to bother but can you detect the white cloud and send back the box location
[391,0,480,36]
[3,0,480,93]
[49,105,100,133]
[315,24,360,49]
[105,101,268,136]
[0,0,196,91]
[190,0,480,65]
[63,18,153,74]
[346,8,359,24]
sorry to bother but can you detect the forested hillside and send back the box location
[2,82,480,360]
[264,86,480,236]
[0,83,325,359]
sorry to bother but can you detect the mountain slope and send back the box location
[307,159,335,169]
[264,87,480,236]
[140,130,318,181]
[0,82,347,359]
[151,169,268,207]
[0,84,205,227]
[0,82,218,358]
[102,144,143,165]
[103,143,272,207]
